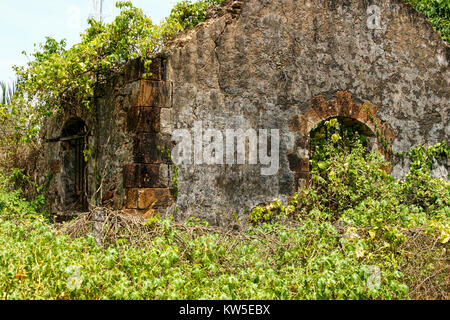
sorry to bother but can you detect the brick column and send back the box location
[122,57,175,217]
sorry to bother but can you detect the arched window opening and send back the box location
[310,116,377,161]
[61,117,89,211]
[289,92,395,192]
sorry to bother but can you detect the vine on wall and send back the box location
[12,1,225,141]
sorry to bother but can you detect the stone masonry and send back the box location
[38,0,449,226]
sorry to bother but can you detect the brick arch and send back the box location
[289,91,395,191]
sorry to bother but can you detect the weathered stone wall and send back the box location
[38,74,135,217]
[39,58,177,219]
[161,0,449,225]
[38,0,448,226]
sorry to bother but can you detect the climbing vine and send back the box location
[402,141,449,174]
[157,145,179,200]
[12,0,224,140]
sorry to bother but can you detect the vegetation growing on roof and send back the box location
[12,0,224,140]
[404,0,450,42]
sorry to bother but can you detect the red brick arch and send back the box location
[289,91,395,190]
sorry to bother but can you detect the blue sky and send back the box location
[0,0,176,82]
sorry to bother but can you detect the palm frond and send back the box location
[0,80,17,105]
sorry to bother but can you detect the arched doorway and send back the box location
[60,117,89,211]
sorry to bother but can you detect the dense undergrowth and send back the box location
[0,121,448,300]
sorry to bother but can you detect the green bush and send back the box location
[13,1,225,140]
[295,118,396,219]
[0,209,411,300]
[247,118,449,300]
[404,0,450,42]
[165,0,224,31]
[1,145,448,300]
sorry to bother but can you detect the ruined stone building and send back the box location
[38,0,449,225]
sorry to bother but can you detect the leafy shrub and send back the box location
[299,118,396,219]
[0,146,448,300]
[12,1,224,139]
[404,0,450,42]
[165,0,224,31]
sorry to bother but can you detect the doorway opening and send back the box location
[61,117,89,211]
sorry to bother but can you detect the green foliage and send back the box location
[12,1,224,139]
[13,2,160,136]
[165,0,224,31]
[171,164,180,200]
[301,118,394,218]
[294,118,449,222]
[0,189,446,300]
[249,196,297,224]
[402,144,449,211]
[407,141,449,174]
[1,130,448,300]
[0,196,410,300]
[404,0,450,42]
[4,169,52,217]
